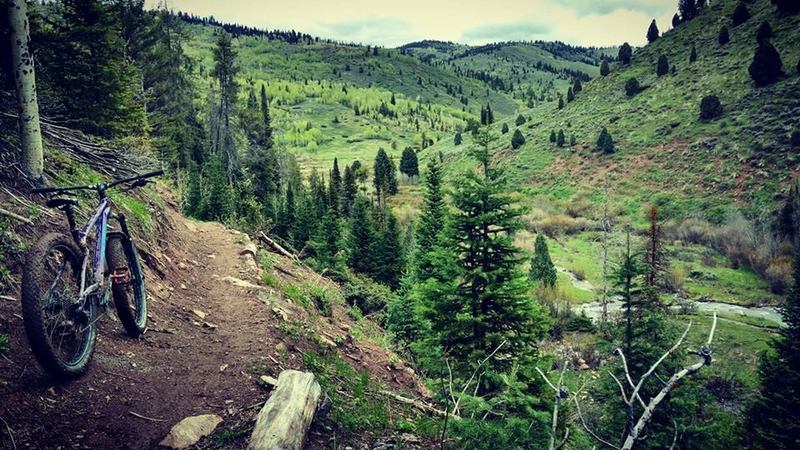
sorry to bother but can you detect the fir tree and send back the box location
[347,195,377,276]
[373,148,398,201]
[672,13,681,28]
[329,158,342,213]
[342,165,357,217]
[550,130,557,143]
[530,235,557,288]
[757,21,773,43]
[374,210,404,289]
[399,147,419,178]
[199,156,232,221]
[647,19,660,43]
[211,31,240,181]
[314,209,340,269]
[718,26,730,45]
[597,127,615,154]
[556,130,565,147]
[454,131,463,145]
[656,55,670,76]
[573,79,583,93]
[679,0,698,21]
[618,42,633,65]
[732,2,750,26]
[749,41,783,86]
[516,114,527,126]
[625,77,640,97]
[411,158,446,280]
[183,163,202,217]
[501,123,509,134]
[567,87,575,102]
[511,129,526,149]
[558,96,564,109]
[600,60,610,76]
[689,46,697,62]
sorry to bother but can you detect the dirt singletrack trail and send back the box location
[0,194,401,449]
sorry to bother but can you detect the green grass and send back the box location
[0,333,8,353]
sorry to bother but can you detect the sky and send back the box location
[144,0,679,48]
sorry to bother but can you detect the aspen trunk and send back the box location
[8,0,43,181]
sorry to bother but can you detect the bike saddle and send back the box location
[46,197,79,209]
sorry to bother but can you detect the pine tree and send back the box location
[679,0,698,21]
[625,77,640,97]
[329,158,342,213]
[516,114,527,126]
[600,60,610,76]
[347,195,377,276]
[183,163,202,217]
[567,87,575,102]
[274,184,296,243]
[749,41,783,86]
[199,156,232,221]
[689,46,697,62]
[656,55,670,76]
[373,148,397,201]
[718,26,730,45]
[556,130,565,147]
[433,128,547,375]
[558,96,564,109]
[399,147,419,178]
[597,127,615,154]
[314,209,340,269]
[211,31,240,181]
[573,79,583,93]
[411,158,446,280]
[374,210,404,289]
[486,103,494,124]
[454,131,463,145]
[511,129,526,149]
[501,123,509,134]
[732,2,750,26]
[647,19,659,43]
[530,235,557,288]
[549,130,557,143]
[342,165,357,217]
[618,42,633,65]
[699,95,723,121]
[757,21,773,43]
[245,85,280,207]
[672,13,681,28]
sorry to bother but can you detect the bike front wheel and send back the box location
[107,233,148,337]
[21,233,97,379]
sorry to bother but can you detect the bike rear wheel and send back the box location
[107,233,148,337]
[21,233,97,379]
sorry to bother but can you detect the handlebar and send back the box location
[31,169,164,195]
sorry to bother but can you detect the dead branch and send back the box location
[379,390,458,419]
[449,340,506,416]
[572,394,620,450]
[536,362,570,450]
[128,411,167,422]
[257,232,298,261]
[0,207,33,225]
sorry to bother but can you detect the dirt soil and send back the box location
[0,186,427,450]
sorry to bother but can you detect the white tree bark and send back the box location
[8,0,44,181]
[248,370,321,450]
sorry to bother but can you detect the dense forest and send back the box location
[1,0,800,449]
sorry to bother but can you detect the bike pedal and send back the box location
[111,267,132,285]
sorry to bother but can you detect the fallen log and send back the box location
[257,232,298,261]
[0,207,33,225]
[379,390,459,419]
[248,370,321,450]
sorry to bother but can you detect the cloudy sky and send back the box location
[145,0,679,47]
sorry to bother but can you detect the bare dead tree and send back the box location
[600,174,611,322]
[536,361,570,450]
[574,313,718,450]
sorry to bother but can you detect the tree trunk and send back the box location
[248,370,321,450]
[8,0,43,181]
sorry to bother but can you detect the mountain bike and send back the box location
[21,170,163,379]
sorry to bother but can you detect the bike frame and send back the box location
[76,197,111,304]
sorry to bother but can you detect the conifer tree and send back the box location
[516,114,527,126]
[625,77,640,97]
[183,163,202,217]
[211,31,240,181]
[597,127,615,154]
[374,210,404,289]
[411,158,446,280]
[501,123,509,134]
[274,184,296,243]
[329,158,342,212]
[373,148,398,201]
[342,165,357,217]
[672,13,681,28]
[567,87,575,102]
[718,26,730,45]
[771,0,800,15]
[199,156,232,221]
[689,46,697,62]
[679,0,698,21]
[699,95,723,121]
[511,129,526,149]
[550,130,557,143]
[347,195,377,276]
[600,60,610,76]
[757,21,773,43]
[454,132,463,145]
[618,42,633,65]
[399,147,419,178]
[314,209,340,269]
[556,130,565,147]
[647,19,659,43]
[431,128,547,375]
[573,79,583,93]
[749,41,783,86]
[656,55,670,76]
[530,235,557,288]
[558,96,564,109]
[732,1,750,26]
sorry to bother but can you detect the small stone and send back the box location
[177,262,188,270]
[219,364,228,372]
[180,283,187,290]
[318,335,337,349]
[258,375,278,387]
[159,414,222,449]
[192,309,206,320]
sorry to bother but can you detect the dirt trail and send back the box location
[0,194,417,449]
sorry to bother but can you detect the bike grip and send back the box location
[31,186,61,194]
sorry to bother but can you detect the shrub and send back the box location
[749,41,783,86]
[501,123,509,134]
[618,42,632,64]
[665,265,688,292]
[765,259,792,294]
[699,95,723,121]
[511,129,525,149]
[625,77,640,97]
[596,127,615,153]
[732,2,750,26]
[657,55,670,76]
[340,272,395,315]
[515,114,526,126]
[600,60,610,76]
[535,214,591,237]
